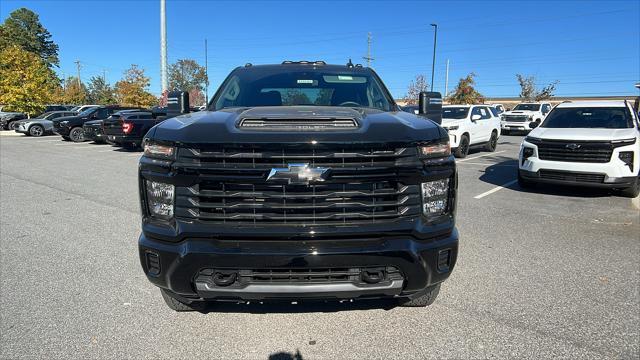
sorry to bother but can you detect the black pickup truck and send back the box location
[52,105,143,142]
[138,62,458,311]
[102,111,165,148]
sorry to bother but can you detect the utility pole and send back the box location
[61,71,66,91]
[444,59,450,99]
[102,69,108,83]
[160,0,168,92]
[74,60,81,86]
[430,24,438,92]
[205,38,209,104]
[363,32,374,68]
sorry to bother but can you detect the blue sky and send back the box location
[2,0,639,99]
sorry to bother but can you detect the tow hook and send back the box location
[212,272,238,287]
[361,269,385,284]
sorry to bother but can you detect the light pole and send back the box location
[430,23,438,92]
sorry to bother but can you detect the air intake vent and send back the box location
[437,249,451,272]
[238,118,358,131]
[145,252,161,276]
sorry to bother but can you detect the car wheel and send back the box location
[398,283,441,307]
[28,125,45,137]
[454,135,470,158]
[484,131,498,152]
[69,127,85,142]
[619,177,640,198]
[160,289,206,312]
[8,121,19,131]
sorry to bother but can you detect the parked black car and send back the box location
[138,62,457,311]
[0,112,27,130]
[102,111,165,148]
[82,120,106,143]
[52,106,143,142]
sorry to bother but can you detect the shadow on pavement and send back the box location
[269,350,304,360]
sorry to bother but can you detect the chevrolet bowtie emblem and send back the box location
[565,143,581,150]
[266,163,330,184]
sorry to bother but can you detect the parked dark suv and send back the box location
[52,105,142,142]
[138,62,458,311]
[102,111,165,148]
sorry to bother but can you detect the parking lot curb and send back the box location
[0,131,22,137]
[633,195,640,210]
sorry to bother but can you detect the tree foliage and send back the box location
[114,65,156,107]
[87,76,116,104]
[0,8,59,67]
[448,73,484,105]
[62,76,88,105]
[0,45,60,116]
[516,74,558,101]
[403,75,429,105]
[168,59,208,92]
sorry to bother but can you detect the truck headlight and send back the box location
[146,180,174,219]
[144,142,175,159]
[418,141,451,158]
[421,179,450,216]
[445,125,459,131]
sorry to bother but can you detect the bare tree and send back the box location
[516,74,559,101]
[404,75,429,105]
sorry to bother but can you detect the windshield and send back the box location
[514,104,541,111]
[443,107,470,119]
[78,108,96,117]
[212,67,393,111]
[542,107,634,129]
[35,111,53,119]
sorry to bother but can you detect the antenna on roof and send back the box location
[347,59,354,68]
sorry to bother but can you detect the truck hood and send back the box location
[529,127,639,141]
[503,110,537,115]
[150,106,447,144]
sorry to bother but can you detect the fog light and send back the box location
[619,151,634,172]
[146,180,174,219]
[421,179,450,216]
[522,147,534,165]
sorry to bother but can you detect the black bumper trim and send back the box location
[519,169,637,188]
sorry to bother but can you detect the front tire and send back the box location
[399,283,441,307]
[29,124,45,137]
[619,177,640,198]
[454,135,470,158]
[160,289,205,312]
[69,127,85,142]
[484,131,498,152]
[8,121,19,131]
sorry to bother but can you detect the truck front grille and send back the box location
[503,115,529,122]
[173,145,422,225]
[529,138,613,163]
[539,169,605,183]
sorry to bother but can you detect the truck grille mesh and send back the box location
[173,145,421,225]
[528,138,613,163]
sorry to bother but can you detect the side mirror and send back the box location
[418,91,443,124]
[529,122,539,129]
[167,91,190,118]
[471,114,481,121]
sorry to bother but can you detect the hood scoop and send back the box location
[238,117,359,131]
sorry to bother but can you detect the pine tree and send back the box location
[0,8,59,67]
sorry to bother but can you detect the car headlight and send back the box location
[524,136,541,143]
[146,180,174,220]
[418,141,451,158]
[144,142,176,159]
[60,121,68,125]
[421,179,450,216]
[445,125,459,131]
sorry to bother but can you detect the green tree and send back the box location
[62,76,88,105]
[114,64,156,107]
[0,45,60,116]
[168,59,208,92]
[0,8,59,67]
[448,73,484,105]
[516,74,558,101]
[87,76,116,104]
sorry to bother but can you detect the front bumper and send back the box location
[501,121,532,131]
[139,229,458,301]
[53,124,70,136]
[83,127,105,141]
[519,169,637,188]
[105,134,142,146]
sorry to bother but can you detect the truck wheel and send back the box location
[28,125,45,137]
[160,289,206,312]
[454,135,469,158]
[484,131,498,152]
[8,121,19,131]
[69,127,85,142]
[398,283,441,307]
[619,177,640,198]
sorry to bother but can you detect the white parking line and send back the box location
[474,179,518,199]
[36,139,65,142]
[457,150,506,163]
[53,143,74,146]
[98,149,116,153]
[460,162,517,167]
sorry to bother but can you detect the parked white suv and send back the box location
[518,101,640,197]
[502,102,552,134]
[442,105,501,158]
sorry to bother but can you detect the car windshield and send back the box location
[541,107,634,129]
[78,108,96,117]
[514,104,541,111]
[443,107,470,119]
[35,111,53,119]
[212,67,393,111]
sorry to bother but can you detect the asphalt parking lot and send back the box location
[1,132,638,359]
